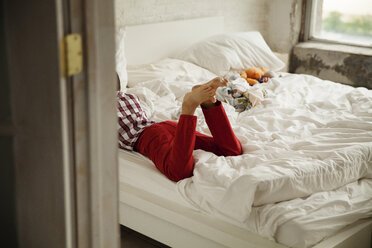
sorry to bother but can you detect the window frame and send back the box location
[304,0,372,48]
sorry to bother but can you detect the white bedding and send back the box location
[125,71,372,247]
[118,149,188,205]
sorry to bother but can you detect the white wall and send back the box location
[266,0,303,53]
[115,0,269,40]
[115,0,302,53]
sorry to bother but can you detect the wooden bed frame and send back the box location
[118,17,372,248]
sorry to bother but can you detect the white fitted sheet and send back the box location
[118,149,190,206]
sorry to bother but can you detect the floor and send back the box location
[120,226,170,248]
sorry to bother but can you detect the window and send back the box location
[305,0,372,47]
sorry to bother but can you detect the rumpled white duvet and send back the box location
[126,73,372,248]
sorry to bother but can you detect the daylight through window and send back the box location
[311,0,372,46]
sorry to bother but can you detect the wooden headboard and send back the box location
[122,17,224,66]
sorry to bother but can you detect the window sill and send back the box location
[295,41,372,56]
[289,41,372,89]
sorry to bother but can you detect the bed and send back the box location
[116,17,372,248]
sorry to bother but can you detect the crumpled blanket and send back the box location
[216,72,268,112]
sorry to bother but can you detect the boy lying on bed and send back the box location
[117,77,242,182]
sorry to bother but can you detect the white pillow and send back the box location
[116,27,128,90]
[174,32,285,76]
[127,58,217,88]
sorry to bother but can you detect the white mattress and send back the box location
[118,149,191,207]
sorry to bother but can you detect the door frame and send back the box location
[3,0,119,247]
[78,0,119,247]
